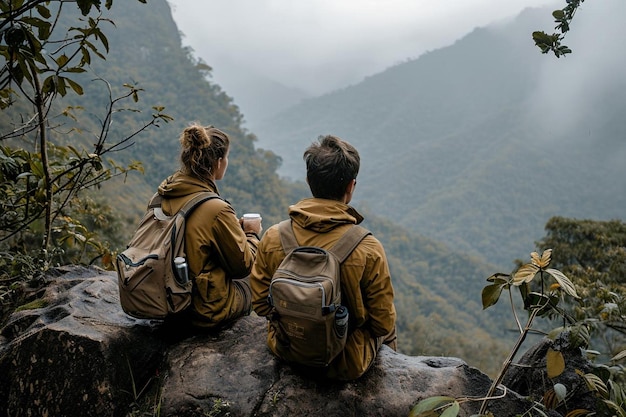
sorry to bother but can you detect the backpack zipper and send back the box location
[118,253,158,268]
[269,275,338,315]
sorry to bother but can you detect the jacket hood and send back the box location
[157,171,218,215]
[288,198,364,233]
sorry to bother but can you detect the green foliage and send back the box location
[0,0,172,274]
[536,217,626,416]
[533,0,585,57]
[411,249,584,416]
[412,215,626,416]
[71,0,293,231]
[537,217,626,359]
[0,248,49,325]
[409,396,459,417]
[14,297,46,312]
[0,0,114,108]
[478,249,579,415]
[0,88,170,266]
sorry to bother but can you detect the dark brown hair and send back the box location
[179,124,230,181]
[303,135,360,200]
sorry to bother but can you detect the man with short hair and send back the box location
[251,134,397,380]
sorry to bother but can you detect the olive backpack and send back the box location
[268,220,371,367]
[116,192,220,319]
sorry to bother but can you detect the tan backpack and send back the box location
[268,220,371,367]
[116,191,220,319]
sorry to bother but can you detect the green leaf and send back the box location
[56,76,68,96]
[518,281,530,303]
[486,272,509,284]
[76,0,99,15]
[532,31,553,44]
[66,78,84,95]
[440,401,460,417]
[65,67,87,73]
[56,54,70,67]
[15,56,33,85]
[42,76,56,95]
[608,379,626,411]
[409,396,455,416]
[95,28,109,53]
[80,47,91,65]
[558,46,572,56]
[482,283,504,309]
[36,4,51,18]
[36,20,51,41]
[545,268,579,298]
[546,327,565,341]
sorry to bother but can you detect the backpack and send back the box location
[268,220,371,367]
[116,191,220,319]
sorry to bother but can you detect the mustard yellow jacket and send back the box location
[158,172,258,328]
[251,198,396,379]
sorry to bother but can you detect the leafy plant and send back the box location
[538,217,626,361]
[533,0,585,57]
[410,249,583,416]
[0,0,172,272]
[411,244,626,416]
[480,249,580,414]
[537,217,626,416]
[206,398,231,417]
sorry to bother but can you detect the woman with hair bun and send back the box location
[154,123,262,328]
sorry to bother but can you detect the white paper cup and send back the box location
[243,213,261,219]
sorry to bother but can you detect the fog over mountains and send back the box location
[246,3,626,267]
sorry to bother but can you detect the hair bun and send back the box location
[181,125,211,149]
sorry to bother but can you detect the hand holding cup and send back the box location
[241,213,263,236]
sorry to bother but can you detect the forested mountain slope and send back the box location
[251,4,626,268]
[49,0,287,234]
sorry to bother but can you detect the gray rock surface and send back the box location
[0,266,554,417]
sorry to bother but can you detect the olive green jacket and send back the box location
[158,172,258,327]
[251,198,396,379]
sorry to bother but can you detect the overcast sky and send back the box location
[167,0,558,95]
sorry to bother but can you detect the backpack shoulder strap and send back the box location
[329,225,372,263]
[179,191,221,219]
[169,192,222,263]
[148,192,221,220]
[278,220,371,262]
[278,219,298,254]
[148,192,161,209]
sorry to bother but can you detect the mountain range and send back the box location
[249,4,626,268]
